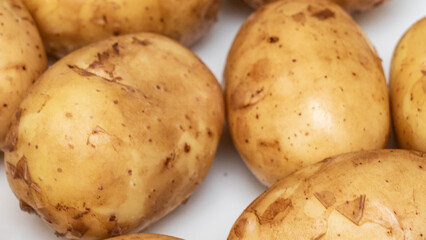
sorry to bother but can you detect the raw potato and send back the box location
[0,0,46,149]
[228,149,426,240]
[225,0,389,186]
[390,17,426,151]
[23,0,220,58]
[107,233,182,240]
[243,0,388,13]
[4,33,224,239]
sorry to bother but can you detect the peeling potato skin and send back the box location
[390,17,426,152]
[228,149,426,240]
[243,0,388,13]
[225,0,389,186]
[106,233,183,240]
[0,0,47,149]
[4,33,224,239]
[23,0,220,58]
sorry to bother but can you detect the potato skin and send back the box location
[106,233,182,240]
[225,0,389,186]
[0,0,46,149]
[228,149,426,240]
[23,0,220,58]
[243,0,388,13]
[390,18,426,151]
[4,33,224,239]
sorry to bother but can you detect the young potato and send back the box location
[107,233,182,240]
[390,17,426,151]
[225,0,389,186]
[0,0,46,150]
[243,0,388,13]
[4,33,224,239]
[228,149,426,239]
[23,0,220,58]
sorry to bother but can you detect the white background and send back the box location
[0,0,425,239]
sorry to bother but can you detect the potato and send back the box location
[23,0,220,58]
[4,33,224,239]
[243,0,388,13]
[106,233,182,240]
[228,149,426,239]
[0,0,46,150]
[390,17,426,151]
[225,0,389,186]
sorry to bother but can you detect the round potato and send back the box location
[228,149,426,239]
[4,33,224,239]
[107,233,182,240]
[390,17,426,151]
[225,0,389,186]
[243,0,388,13]
[0,0,46,149]
[23,0,220,58]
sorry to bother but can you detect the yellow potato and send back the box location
[106,233,182,240]
[390,17,426,151]
[4,33,224,239]
[228,149,426,239]
[0,0,46,149]
[225,0,389,186]
[243,0,388,13]
[23,0,220,58]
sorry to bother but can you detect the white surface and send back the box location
[0,0,425,239]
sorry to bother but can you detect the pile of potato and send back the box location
[0,0,425,239]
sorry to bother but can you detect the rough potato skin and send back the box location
[390,18,426,151]
[23,0,220,58]
[107,233,182,240]
[228,149,426,240]
[225,0,389,186]
[0,0,46,149]
[244,0,388,13]
[4,33,224,239]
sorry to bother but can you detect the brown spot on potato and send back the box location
[259,198,292,224]
[292,12,306,25]
[311,9,335,20]
[113,100,119,104]
[234,218,248,238]
[57,168,62,173]
[132,37,151,46]
[314,191,336,208]
[72,209,90,219]
[184,143,191,153]
[19,200,36,215]
[112,42,119,55]
[70,222,89,238]
[65,112,72,118]
[268,36,279,43]
[164,152,176,169]
[2,109,22,152]
[422,70,426,76]
[335,195,366,225]
[109,220,122,237]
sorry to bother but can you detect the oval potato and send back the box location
[228,149,426,239]
[0,0,46,149]
[23,0,220,58]
[4,33,224,239]
[243,0,388,13]
[107,233,182,240]
[390,17,426,151]
[225,0,389,186]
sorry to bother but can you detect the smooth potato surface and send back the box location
[390,17,426,151]
[107,233,183,240]
[228,150,426,240]
[243,0,388,13]
[23,0,220,58]
[0,0,46,149]
[4,33,224,239]
[225,0,389,186]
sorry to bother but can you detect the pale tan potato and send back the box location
[106,233,182,240]
[390,17,426,151]
[243,0,388,13]
[225,0,389,186]
[23,0,220,58]
[228,149,426,240]
[0,0,46,149]
[4,33,224,239]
